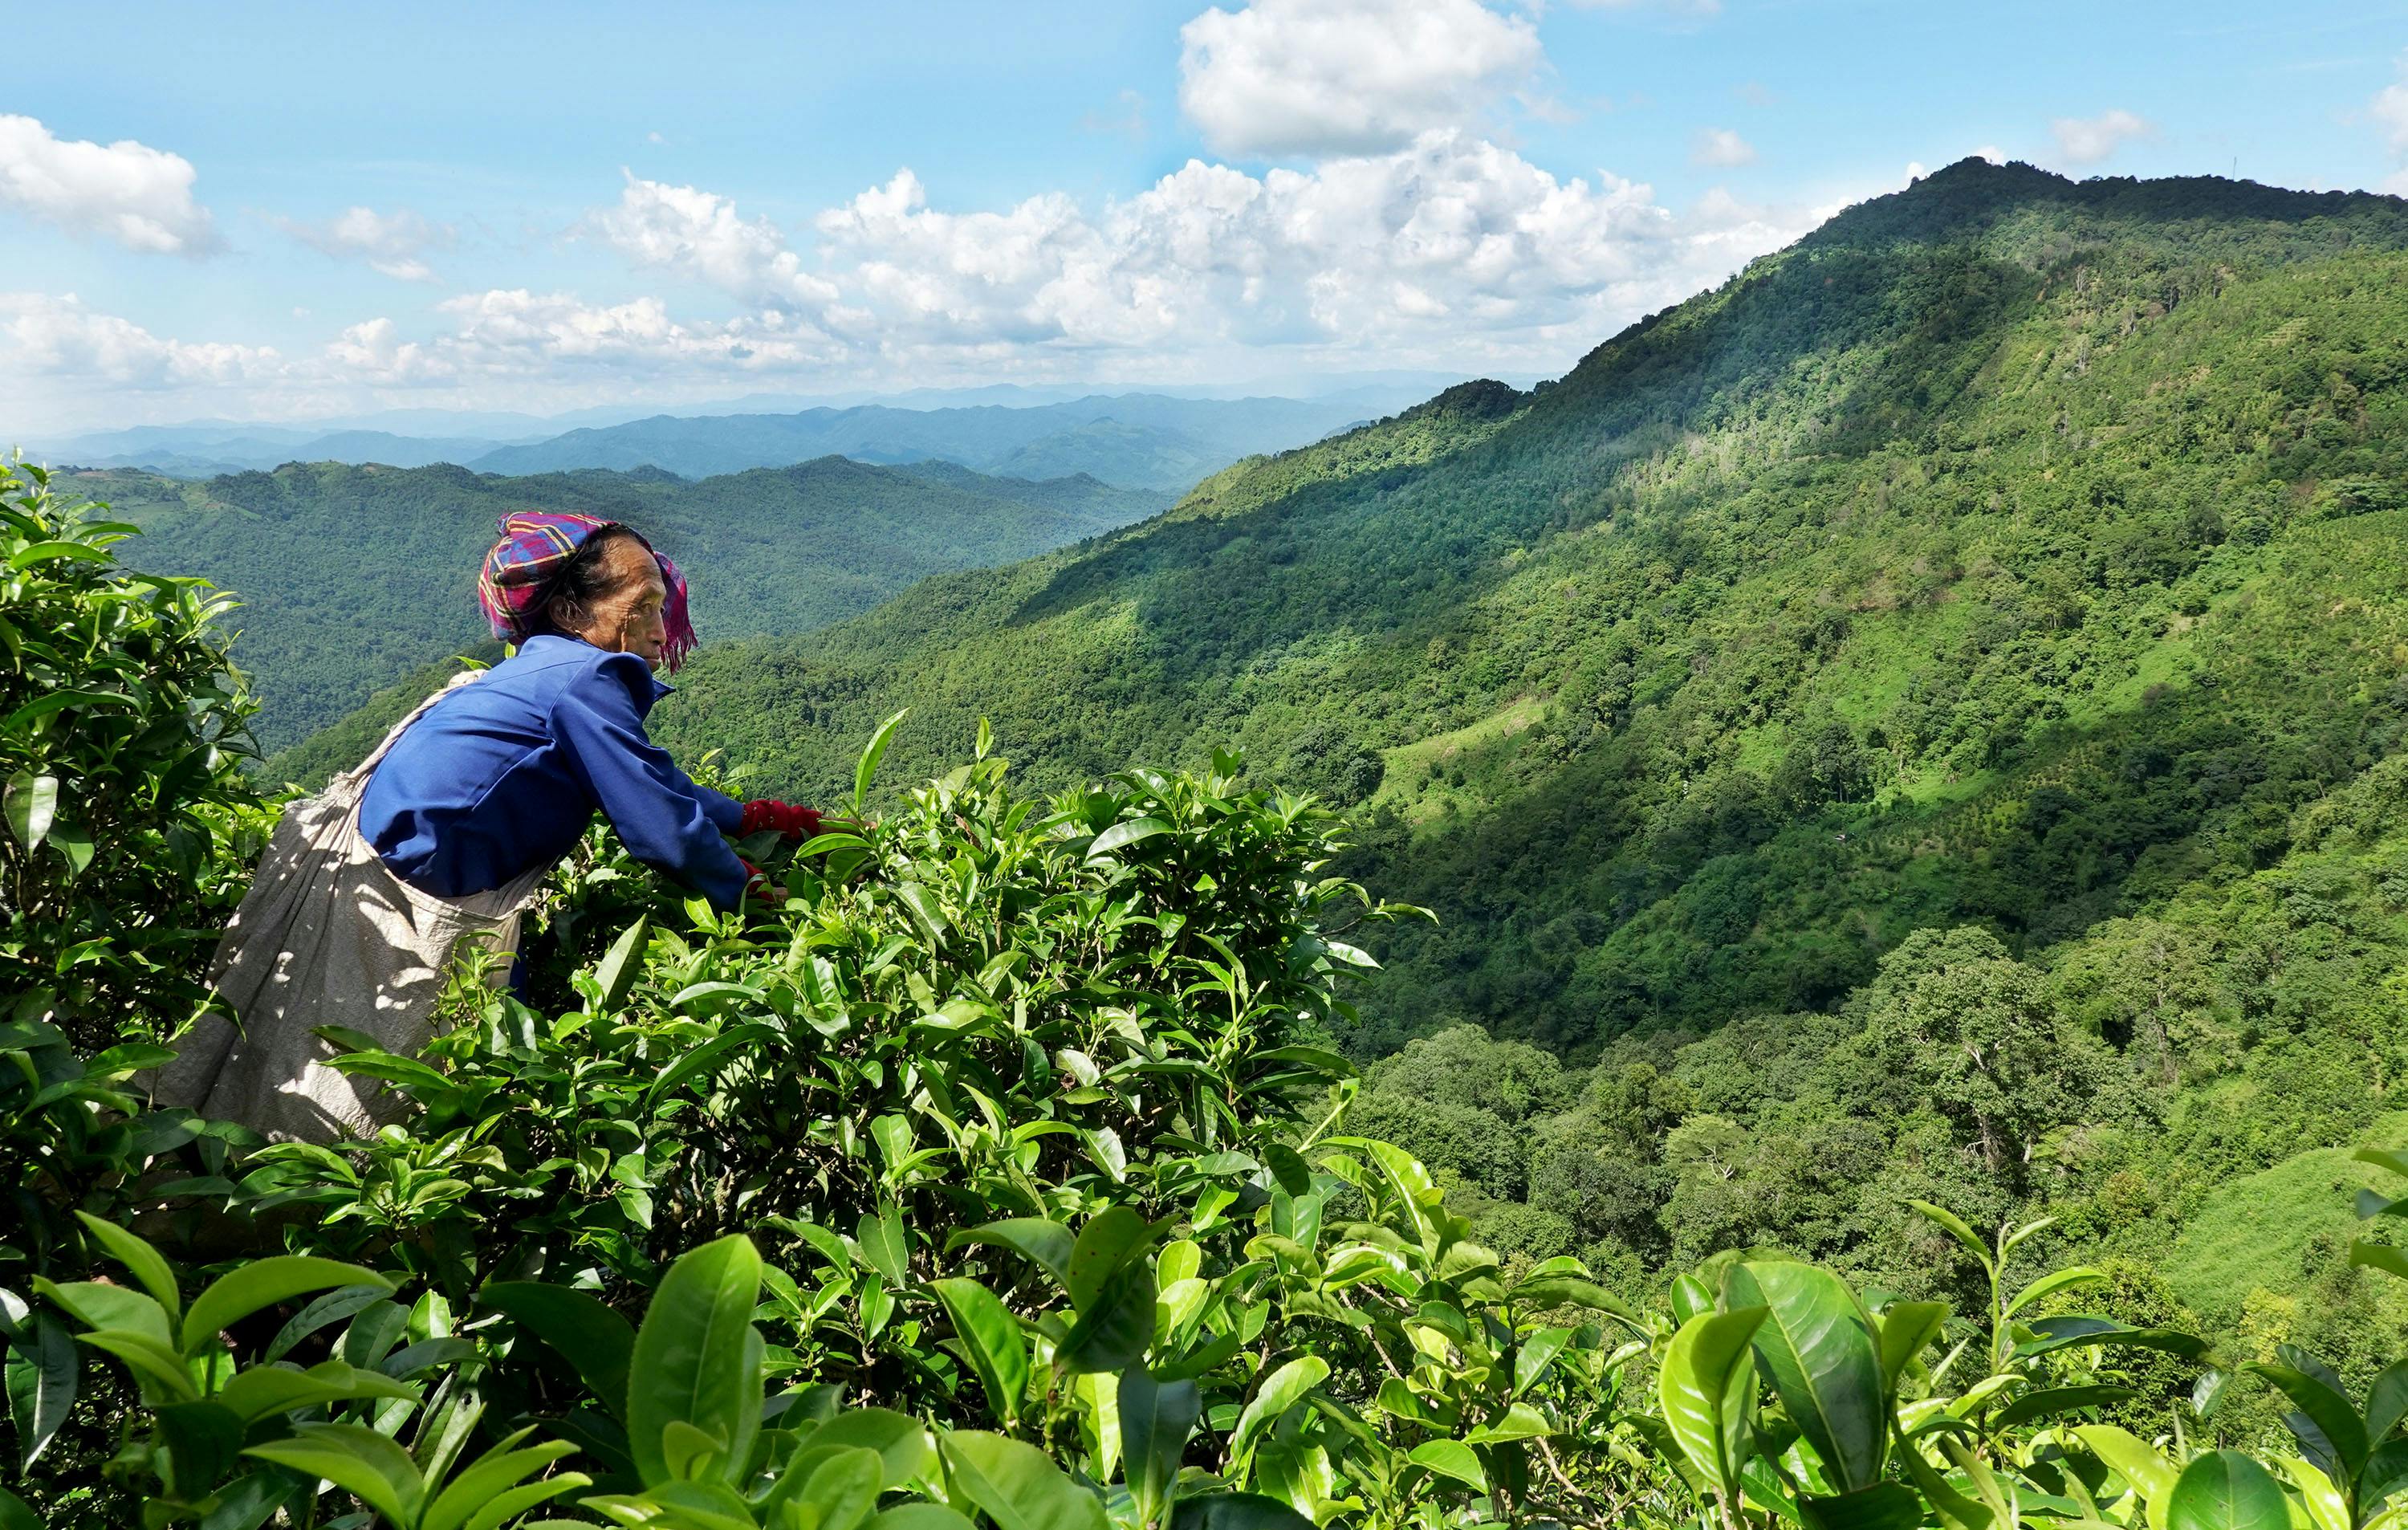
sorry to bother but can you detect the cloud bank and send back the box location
[2,0,1825,427]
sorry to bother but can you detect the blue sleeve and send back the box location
[551,660,750,911]
[695,782,744,834]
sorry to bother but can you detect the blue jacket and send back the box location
[359,635,748,911]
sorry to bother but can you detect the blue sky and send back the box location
[7,0,2408,434]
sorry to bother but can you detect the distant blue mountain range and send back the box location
[37,378,1475,493]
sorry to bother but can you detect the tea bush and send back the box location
[0,458,272,1050]
[1,459,271,1289]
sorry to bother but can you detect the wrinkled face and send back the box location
[576,535,669,669]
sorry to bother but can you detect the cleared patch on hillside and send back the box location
[1374,695,1549,824]
[2166,1111,2408,1330]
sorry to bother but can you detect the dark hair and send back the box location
[535,524,645,637]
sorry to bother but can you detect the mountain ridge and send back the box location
[461,389,1426,489]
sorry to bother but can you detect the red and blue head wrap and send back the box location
[477,511,698,672]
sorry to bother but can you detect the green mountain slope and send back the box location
[647,158,2408,1047]
[613,159,2408,1314]
[92,455,1165,750]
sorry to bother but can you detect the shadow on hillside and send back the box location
[986,243,2003,686]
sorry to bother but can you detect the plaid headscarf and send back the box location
[477,511,698,672]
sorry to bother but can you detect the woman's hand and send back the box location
[739,799,825,840]
[737,857,788,906]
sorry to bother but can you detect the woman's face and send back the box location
[579,535,670,669]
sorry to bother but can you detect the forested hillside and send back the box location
[608,160,2408,1329]
[92,456,1165,749]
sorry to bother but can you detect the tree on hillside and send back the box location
[1854,925,2111,1194]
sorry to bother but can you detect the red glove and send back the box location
[739,800,824,840]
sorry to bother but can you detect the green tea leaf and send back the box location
[73,1211,182,1325]
[856,708,909,816]
[478,1282,636,1424]
[2246,1363,2369,1480]
[242,1422,425,1528]
[1169,1494,1318,1530]
[594,915,651,1012]
[797,1407,934,1490]
[4,773,57,852]
[1991,1384,2138,1432]
[2073,1425,2178,1530]
[2017,1316,2211,1361]
[1066,1207,1157,1312]
[214,1359,417,1424]
[182,1256,393,1355]
[794,1447,885,1530]
[626,1234,763,1488]
[931,1278,1029,1426]
[3,1312,76,1469]
[1658,1305,1767,1504]
[1230,1355,1328,1465]
[857,1204,910,1288]
[2003,1266,2109,1318]
[1725,1262,1887,1491]
[1406,1438,1488,1492]
[1907,1201,1993,1271]
[1088,816,1170,858]
[1057,1258,1156,1376]
[1121,1368,1200,1529]
[1800,1483,1924,1530]
[1876,1300,1948,1396]
[938,1430,1106,1530]
[2166,1451,2292,1530]
[948,1219,1076,1293]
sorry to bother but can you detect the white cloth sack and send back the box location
[154,673,547,1144]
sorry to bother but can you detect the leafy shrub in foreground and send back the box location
[0,458,272,1052]
[1,460,269,1288]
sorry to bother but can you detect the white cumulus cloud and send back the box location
[0,116,218,255]
[295,131,1812,410]
[2376,54,2408,151]
[277,206,452,282]
[1691,128,1756,168]
[1177,0,1542,158]
[1,292,275,385]
[2371,52,2408,193]
[2051,108,2150,167]
[588,173,841,311]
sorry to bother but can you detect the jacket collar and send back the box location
[519,633,676,704]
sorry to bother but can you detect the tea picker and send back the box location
[157,511,825,1143]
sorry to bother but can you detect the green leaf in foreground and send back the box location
[181,1257,393,1354]
[1660,1305,1767,1506]
[938,1430,1105,1530]
[2166,1451,2292,1530]
[625,1234,762,1487]
[931,1278,1029,1426]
